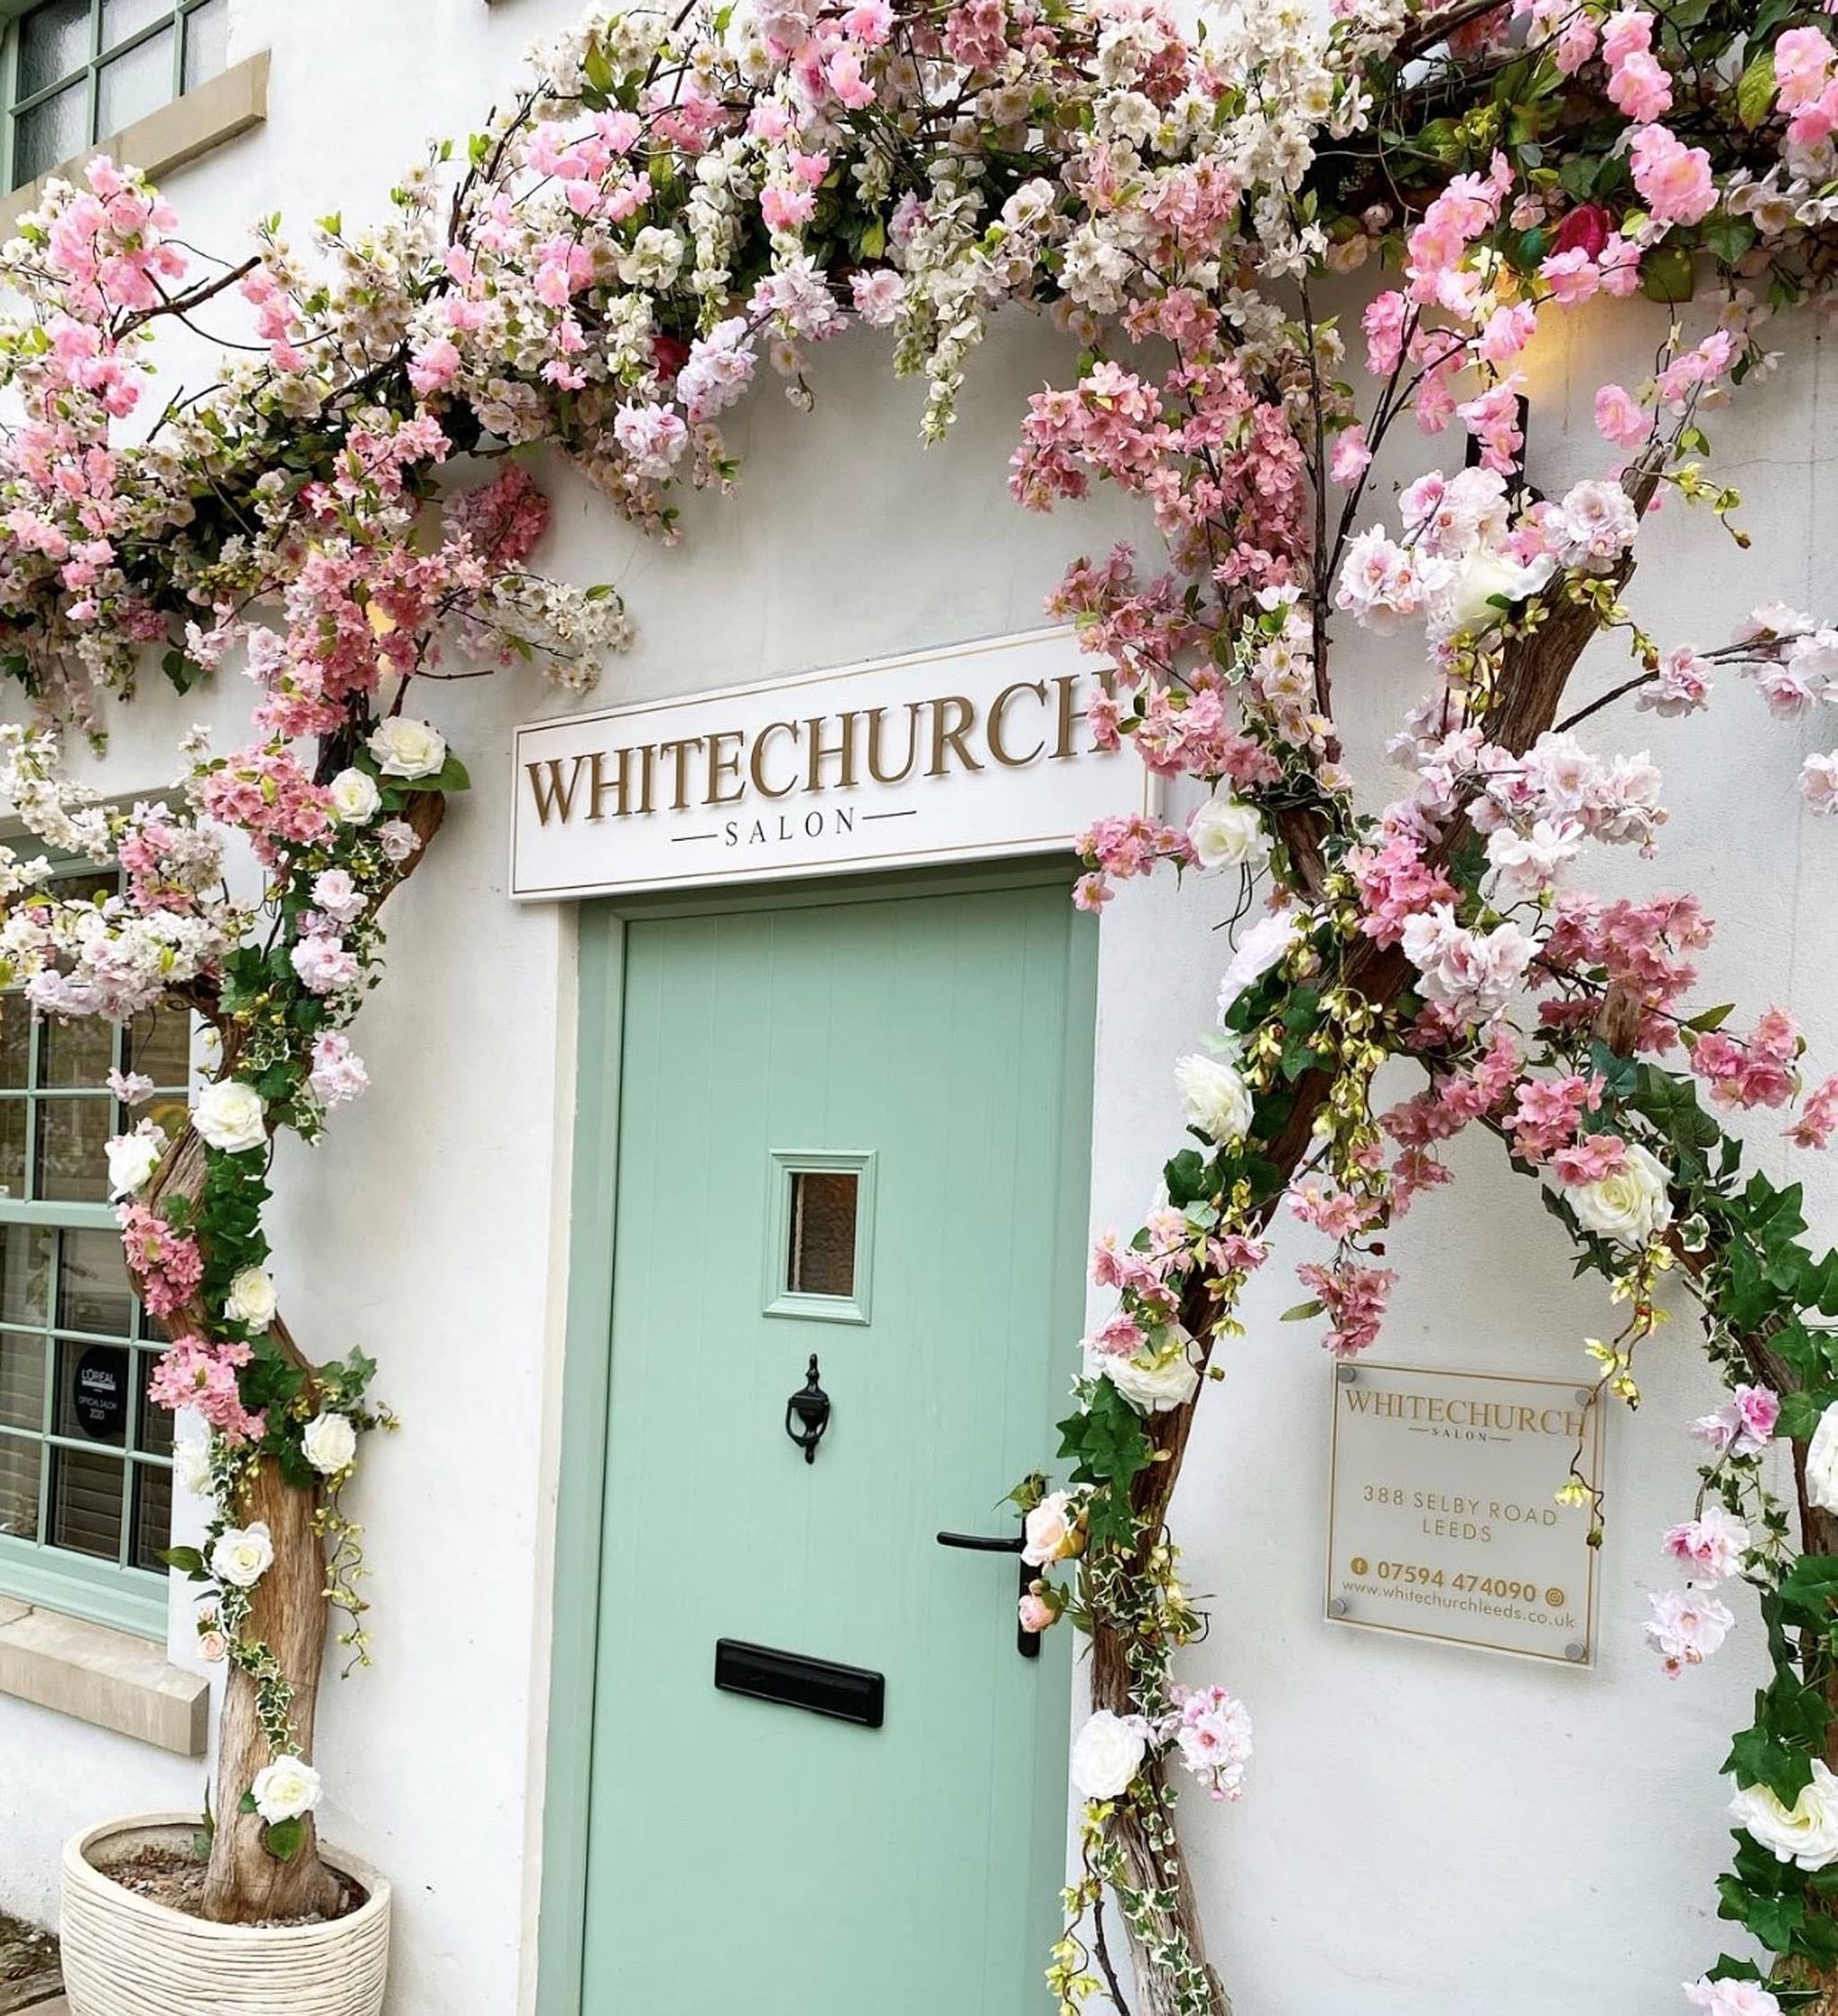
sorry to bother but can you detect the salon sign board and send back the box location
[1325,1362,1606,1667]
[509,627,1142,898]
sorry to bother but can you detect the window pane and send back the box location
[58,1228,133,1337]
[130,1460,170,1572]
[58,1339,129,1445]
[48,1445,123,1561]
[0,1100,23,1199]
[102,0,173,48]
[13,81,88,184]
[786,1171,858,1297]
[124,1007,189,1089]
[0,1224,52,1328]
[135,1360,172,1456]
[19,0,92,99]
[0,1435,41,1543]
[0,1332,47,1435]
[39,1013,111,1089]
[181,0,226,92]
[34,1098,109,1203]
[0,998,29,1089]
[97,26,172,136]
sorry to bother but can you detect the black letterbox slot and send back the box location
[713,1638,885,1728]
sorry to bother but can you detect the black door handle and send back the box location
[936,1523,1038,1657]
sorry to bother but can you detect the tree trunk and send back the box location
[130,788,447,1924]
[1081,479,1657,2011]
[200,1383,348,1923]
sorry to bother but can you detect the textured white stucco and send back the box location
[0,4,1833,2014]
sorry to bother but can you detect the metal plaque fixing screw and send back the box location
[1328,1598,1350,1617]
[1336,1365,1358,1386]
[1573,1388,1593,1408]
[1564,1642,1588,1662]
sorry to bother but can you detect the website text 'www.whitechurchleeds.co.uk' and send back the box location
[508,628,1143,899]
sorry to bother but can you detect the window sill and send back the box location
[0,1597,206,1756]
[0,49,270,237]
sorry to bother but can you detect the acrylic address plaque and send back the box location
[1325,1361,1606,1666]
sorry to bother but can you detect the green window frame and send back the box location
[2,0,228,194]
[0,861,192,1637]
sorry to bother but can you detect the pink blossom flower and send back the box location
[1684,1980,1781,2016]
[1646,1588,1735,1676]
[1295,1257,1397,1357]
[1690,1385,1780,1459]
[1788,1075,1838,1151]
[1774,26,1836,113]
[1595,382,1650,452]
[1662,1502,1749,1582]
[309,1033,369,1109]
[1329,425,1371,486]
[290,934,358,995]
[1018,1591,1058,1635]
[1638,647,1711,716]
[1168,1683,1253,1801]
[1608,48,1672,121]
[1627,125,1717,226]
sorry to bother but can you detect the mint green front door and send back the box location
[579,872,1095,2013]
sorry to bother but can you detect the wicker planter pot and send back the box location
[60,1816,389,2016]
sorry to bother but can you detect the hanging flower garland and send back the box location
[0,0,1836,1998]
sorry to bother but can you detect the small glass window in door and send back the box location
[764,1153,875,1325]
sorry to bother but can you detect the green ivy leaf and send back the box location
[265,1817,303,1863]
[1736,45,1779,129]
[1640,244,1695,304]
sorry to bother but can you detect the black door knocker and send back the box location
[784,1354,831,1463]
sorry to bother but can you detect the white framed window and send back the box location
[3,0,228,190]
[0,862,190,1636]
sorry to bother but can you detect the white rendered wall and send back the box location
[0,4,1832,2014]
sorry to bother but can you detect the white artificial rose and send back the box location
[1807,1405,1838,1513]
[223,1267,276,1333]
[1189,796,1271,873]
[192,1078,267,1154]
[249,1754,323,1826]
[173,1438,214,1499]
[302,1411,358,1477]
[1022,1489,1081,1567]
[1571,1143,1673,1246]
[1072,1710,1150,1801]
[1731,1758,1838,1871]
[104,1126,165,1199]
[328,767,381,824]
[1444,546,1554,634]
[1106,1339,1201,1416]
[210,1521,274,1590]
[367,716,447,780]
[1175,1051,1255,1146]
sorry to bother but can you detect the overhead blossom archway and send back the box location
[1,0,1838,2008]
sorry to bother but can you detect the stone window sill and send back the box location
[0,1597,207,1757]
[0,50,270,238]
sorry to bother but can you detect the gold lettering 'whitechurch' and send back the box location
[510,627,1145,899]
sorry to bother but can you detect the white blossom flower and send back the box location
[1806,1405,1838,1512]
[224,1267,276,1333]
[192,1079,267,1154]
[1175,1052,1255,1145]
[1189,796,1270,873]
[1730,1758,1838,1871]
[104,1122,166,1198]
[249,1754,323,1825]
[1021,1490,1080,1567]
[328,768,382,824]
[1072,1710,1151,1800]
[1103,1337,1201,1415]
[302,1411,358,1477]
[1568,1143,1673,1246]
[210,1521,274,1590]
[367,717,446,781]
